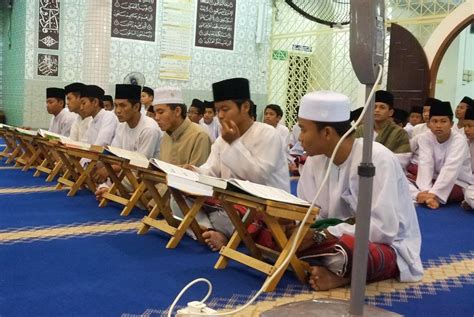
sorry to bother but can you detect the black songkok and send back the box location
[103,95,113,103]
[212,78,250,102]
[64,82,86,95]
[460,96,473,105]
[115,84,141,100]
[429,100,453,118]
[46,87,65,100]
[81,85,105,100]
[350,107,363,122]
[375,90,394,108]
[409,106,423,114]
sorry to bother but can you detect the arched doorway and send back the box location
[424,1,474,96]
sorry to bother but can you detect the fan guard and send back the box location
[284,0,350,27]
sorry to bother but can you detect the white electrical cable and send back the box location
[168,65,384,317]
[168,278,213,317]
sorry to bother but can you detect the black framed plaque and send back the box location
[38,0,60,49]
[111,0,157,42]
[195,0,236,50]
[37,54,59,77]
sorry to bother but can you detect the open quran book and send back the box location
[14,127,38,136]
[150,159,310,206]
[103,146,149,168]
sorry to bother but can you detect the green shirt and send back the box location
[159,117,211,166]
[355,120,411,153]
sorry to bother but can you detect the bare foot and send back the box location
[95,187,109,201]
[308,266,350,291]
[202,230,228,251]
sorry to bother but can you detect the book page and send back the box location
[150,158,199,181]
[15,127,38,136]
[60,139,93,151]
[38,129,66,140]
[198,174,228,189]
[229,179,310,206]
[105,146,149,168]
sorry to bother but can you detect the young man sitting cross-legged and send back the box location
[190,77,290,251]
[295,91,423,291]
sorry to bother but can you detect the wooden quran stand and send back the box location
[136,167,206,248]
[0,128,18,161]
[33,138,65,181]
[97,154,149,216]
[213,188,319,292]
[55,145,102,196]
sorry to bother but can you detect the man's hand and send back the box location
[416,191,436,204]
[221,120,240,144]
[426,196,440,209]
[182,164,196,171]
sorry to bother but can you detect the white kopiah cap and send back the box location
[298,91,351,122]
[152,86,184,105]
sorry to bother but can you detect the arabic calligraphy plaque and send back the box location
[111,0,157,42]
[195,0,236,50]
[38,0,60,49]
[37,54,59,77]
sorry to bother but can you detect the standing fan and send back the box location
[123,72,146,86]
[284,0,350,27]
[262,1,396,316]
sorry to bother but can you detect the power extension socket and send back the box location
[176,301,217,317]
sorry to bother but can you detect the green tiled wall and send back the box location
[2,2,26,126]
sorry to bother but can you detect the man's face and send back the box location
[46,98,63,115]
[154,104,180,132]
[429,116,452,141]
[114,99,138,123]
[298,118,326,157]
[203,108,215,124]
[215,100,248,127]
[463,120,474,140]
[422,106,430,122]
[187,106,202,124]
[455,102,468,120]
[80,97,98,118]
[409,113,423,126]
[66,93,82,114]
[103,101,114,111]
[141,92,154,106]
[374,102,393,123]
[264,108,281,127]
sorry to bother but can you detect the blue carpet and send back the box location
[0,190,143,230]
[416,204,474,260]
[0,232,302,317]
[0,168,50,187]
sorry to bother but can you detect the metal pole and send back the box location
[349,85,376,315]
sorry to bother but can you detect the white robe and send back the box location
[404,122,414,138]
[415,130,472,203]
[411,123,429,139]
[453,124,465,136]
[86,109,118,146]
[276,123,290,148]
[288,124,301,147]
[298,139,423,282]
[111,114,162,159]
[69,116,92,142]
[197,121,290,192]
[199,117,221,143]
[48,108,77,137]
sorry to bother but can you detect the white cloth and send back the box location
[199,117,221,143]
[469,140,474,173]
[404,122,414,138]
[298,139,423,282]
[453,124,465,136]
[276,123,290,148]
[111,114,162,159]
[69,116,92,142]
[411,123,429,138]
[288,124,301,147]
[415,130,472,203]
[197,121,290,192]
[48,108,77,136]
[153,86,183,105]
[140,105,147,116]
[86,109,119,146]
